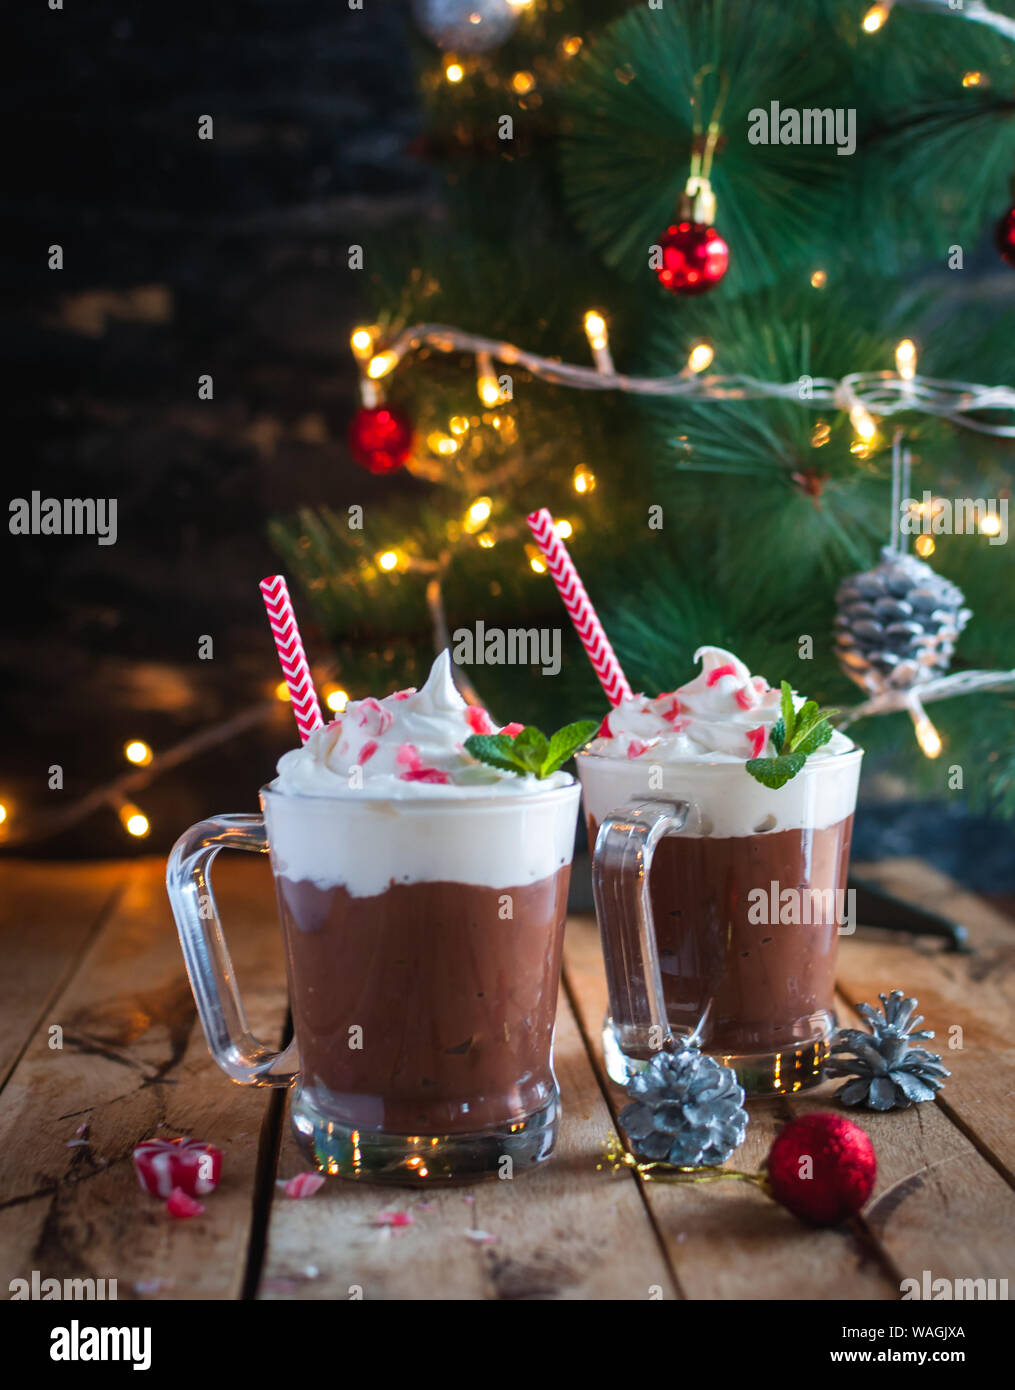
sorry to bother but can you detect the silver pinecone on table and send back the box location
[827,990,950,1110]
[834,547,970,693]
[619,1045,748,1167]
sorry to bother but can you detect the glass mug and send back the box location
[576,748,863,1095]
[166,781,581,1182]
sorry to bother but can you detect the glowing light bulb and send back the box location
[895,338,917,381]
[377,550,399,572]
[561,36,583,57]
[367,350,397,380]
[427,431,458,456]
[445,60,465,84]
[0,804,7,826]
[810,269,828,289]
[915,535,935,557]
[124,740,153,767]
[478,532,495,549]
[478,376,501,406]
[850,404,877,442]
[914,717,942,759]
[862,3,891,34]
[687,342,714,373]
[465,497,493,532]
[583,310,608,351]
[120,804,150,837]
[275,681,291,702]
[324,686,349,713]
[980,513,1002,537]
[573,464,597,494]
[529,556,546,574]
[511,71,535,95]
[554,518,573,539]
[811,420,831,448]
[350,327,374,359]
[449,415,470,435]
[962,71,983,87]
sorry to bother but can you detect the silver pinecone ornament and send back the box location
[619,1045,748,1167]
[834,547,970,694]
[827,990,950,1111]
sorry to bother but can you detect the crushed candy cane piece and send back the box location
[166,1187,204,1219]
[396,742,422,772]
[400,768,452,784]
[734,687,756,711]
[626,738,649,759]
[500,722,524,738]
[374,1211,414,1228]
[133,1137,223,1198]
[358,740,379,765]
[281,1171,326,1199]
[747,726,767,759]
[752,676,768,692]
[390,689,413,701]
[465,705,494,735]
[357,697,393,735]
[706,663,737,687]
[596,714,612,738]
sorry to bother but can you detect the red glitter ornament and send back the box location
[347,404,414,475]
[995,206,1015,268]
[656,220,729,295]
[765,1112,876,1226]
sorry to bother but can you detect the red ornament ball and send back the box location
[656,220,730,295]
[995,206,1015,268]
[347,405,414,475]
[765,1112,876,1227]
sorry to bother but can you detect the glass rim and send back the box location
[258,777,582,810]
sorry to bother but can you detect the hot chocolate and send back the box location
[578,645,862,1093]
[276,868,571,1135]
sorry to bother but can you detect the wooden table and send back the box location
[2,854,1013,1303]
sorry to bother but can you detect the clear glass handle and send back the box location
[166,813,299,1087]
[591,798,690,1064]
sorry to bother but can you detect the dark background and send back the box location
[4,0,1015,897]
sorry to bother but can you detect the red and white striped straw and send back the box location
[526,509,632,707]
[259,575,325,743]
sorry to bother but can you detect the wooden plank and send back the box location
[0,860,126,1091]
[563,913,899,1301]
[0,854,288,1301]
[842,857,1015,1180]
[258,943,677,1302]
[832,996,1015,1292]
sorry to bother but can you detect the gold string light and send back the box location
[119,803,150,838]
[124,740,153,767]
[323,686,349,714]
[367,350,397,380]
[377,550,400,572]
[895,338,917,381]
[350,327,374,360]
[476,351,502,407]
[573,464,597,494]
[862,3,893,33]
[687,342,715,374]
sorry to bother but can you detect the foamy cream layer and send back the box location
[262,782,580,897]
[577,749,861,838]
[275,649,571,799]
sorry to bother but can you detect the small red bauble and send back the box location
[133,1137,223,1199]
[347,405,414,475]
[656,220,730,295]
[765,1112,876,1226]
[995,206,1015,268]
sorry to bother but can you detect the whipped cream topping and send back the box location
[587,645,855,764]
[273,649,570,799]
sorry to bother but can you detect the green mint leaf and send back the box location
[745,753,807,789]
[510,726,550,773]
[789,700,821,746]
[464,733,526,775]
[770,717,786,755]
[793,717,836,757]
[780,681,796,744]
[541,719,599,776]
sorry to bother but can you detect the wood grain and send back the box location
[257,966,677,1302]
[563,914,898,1301]
[0,860,125,1091]
[0,855,288,1301]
